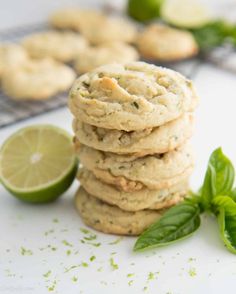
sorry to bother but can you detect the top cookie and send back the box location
[22,31,88,62]
[137,24,198,61]
[69,62,198,131]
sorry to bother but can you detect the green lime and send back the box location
[127,0,164,22]
[0,125,78,203]
[161,0,210,28]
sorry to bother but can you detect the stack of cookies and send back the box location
[69,61,198,236]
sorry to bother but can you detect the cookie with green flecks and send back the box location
[76,142,194,191]
[69,62,198,131]
[75,187,164,235]
[73,112,194,156]
[78,168,188,212]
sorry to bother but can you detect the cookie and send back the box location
[137,24,198,61]
[78,168,188,211]
[69,62,198,131]
[79,16,137,44]
[2,58,76,100]
[74,42,139,74]
[73,112,194,155]
[0,44,28,77]
[49,8,105,31]
[76,143,194,191]
[75,187,163,235]
[22,31,88,62]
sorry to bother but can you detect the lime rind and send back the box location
[3,162,78,203]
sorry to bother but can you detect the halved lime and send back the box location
[161,0,210,28]
[0,125,77,203]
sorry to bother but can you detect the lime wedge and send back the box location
[161,0,210,28]
[0,125,77,203]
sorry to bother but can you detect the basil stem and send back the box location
[133,202,201,252]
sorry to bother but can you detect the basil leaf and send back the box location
[191,21,236,50]
[133,202,201,252]
[229,188,236,202]
[213,195,236,216]
[201,148,234,209]
[213,196,236,254]
[218,209,236,254]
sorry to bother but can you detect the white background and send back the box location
[0,0,235,29]
[1,1,236,294]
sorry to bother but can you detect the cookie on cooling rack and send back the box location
[0,44,28,77]
[137,24,198,62]
[22,31,88,62]
[79,16,137,44]
[49,8,105,31]
[74,42,139,74]
[2,58,76,100]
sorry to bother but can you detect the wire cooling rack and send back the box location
[0,23,70,129]
[0,22,235,129]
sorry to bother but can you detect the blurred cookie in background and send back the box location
[79,16,138,44]
[1,58,76,100]
[0,44,28,78]
[49,8,105,31]
[74,42,139,74]
[137,24,198,62]
[22,31,88,63]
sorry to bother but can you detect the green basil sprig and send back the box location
[134,147,236,253]
[191,21,236,50]
[213,196,236,254]
[201,148,234,210]
[134,203,200,251]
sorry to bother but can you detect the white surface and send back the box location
[1,65,236,294]
[0,0,125,29]
[0,0,235,29]
[1,1,236,293]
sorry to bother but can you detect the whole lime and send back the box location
[127,0,164,22]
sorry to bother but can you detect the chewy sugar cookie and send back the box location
[22,31,88,62]
[76,143,194,191]
[75,187,164,235]
[73,113,194,155]
[2,58,76,100]
[74,42,139,74]
[69,62,198,131]
[137,24,198,61]
[78,168,188,212]
[79,16,137,44]
[50,8,105,31]
[0,44,28,77]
